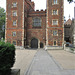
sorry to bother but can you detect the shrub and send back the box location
[0,42,15,75]
[70,48,74,51]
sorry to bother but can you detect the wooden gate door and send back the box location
[31,38,38,48]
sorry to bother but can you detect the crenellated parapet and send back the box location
[27,10,46,17]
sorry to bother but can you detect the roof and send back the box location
[64,19,72,25]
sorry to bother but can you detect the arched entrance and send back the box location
[31,38,38,48]
[40,42,43,48]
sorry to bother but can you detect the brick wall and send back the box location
[26,10,46,47]
[46,0,64,46]
[6,0,24,46]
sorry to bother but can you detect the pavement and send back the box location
[12,49,37,75]
[25,49,75,75]
[48,50,75,69]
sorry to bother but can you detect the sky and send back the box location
[0,0,74,20]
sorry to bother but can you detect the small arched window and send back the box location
[33,17,41,27]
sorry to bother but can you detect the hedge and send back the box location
[0,42,15,75]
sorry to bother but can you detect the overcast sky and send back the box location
[0,0,74,20]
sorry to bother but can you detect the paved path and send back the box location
[48,50,75,69]
[25,49,75,75]
[12,49,37,75]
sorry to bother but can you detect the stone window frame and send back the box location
[32,17,42,27]
[12,2,17,8]
[12,40,17,45]
[13,20,17,26]
[52,0,59,5]
[52,9,58,15]
[12,32,16,37]
[52,19,58,25]
[52,30,58,36]
[12,10,17,16]
[53,40,57,46]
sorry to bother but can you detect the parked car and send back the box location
[66,42,73,47]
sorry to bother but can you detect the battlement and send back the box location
[28,9,46,14]
[35,9,46,12]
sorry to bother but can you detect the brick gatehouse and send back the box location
[5,0,64,49]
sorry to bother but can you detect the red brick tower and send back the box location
[46,0,64,49]
[5,0,35,48]
[5,0,25,48]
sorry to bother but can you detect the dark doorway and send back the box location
[40,42,43,48]
[31,38,38,48]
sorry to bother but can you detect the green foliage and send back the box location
[0,42,15,75]
[0,7,6,39]
[70,48,74,51]
[0,7,5,28]
[67,0,73,3]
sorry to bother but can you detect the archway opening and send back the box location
[40,42,43,48]
[31,38,38,48]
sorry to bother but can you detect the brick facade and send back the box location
[6,0,24,47]
[6,0,64,49]
[46,0,64,47]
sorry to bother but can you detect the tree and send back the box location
[0,7,6,39]
[67,0,73,3]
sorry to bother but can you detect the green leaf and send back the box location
[67,0,73,3]
[0,7,6,38]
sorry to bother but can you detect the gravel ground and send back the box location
[48,50,75,69]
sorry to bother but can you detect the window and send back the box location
[12,32,16,36]
[53,30,58,36]
[12,11,17,16]
[54,41,57,46]
[13,41,16,45]
[13,2,17,7]
[52,19,58,25]
[33,18,41,27]
[53,0,58,4]
[52,10,58,15]
[13,21,17,26]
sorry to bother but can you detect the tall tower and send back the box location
[5,0,35,48]
[46,0,64,49]
[5,0,24,48]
